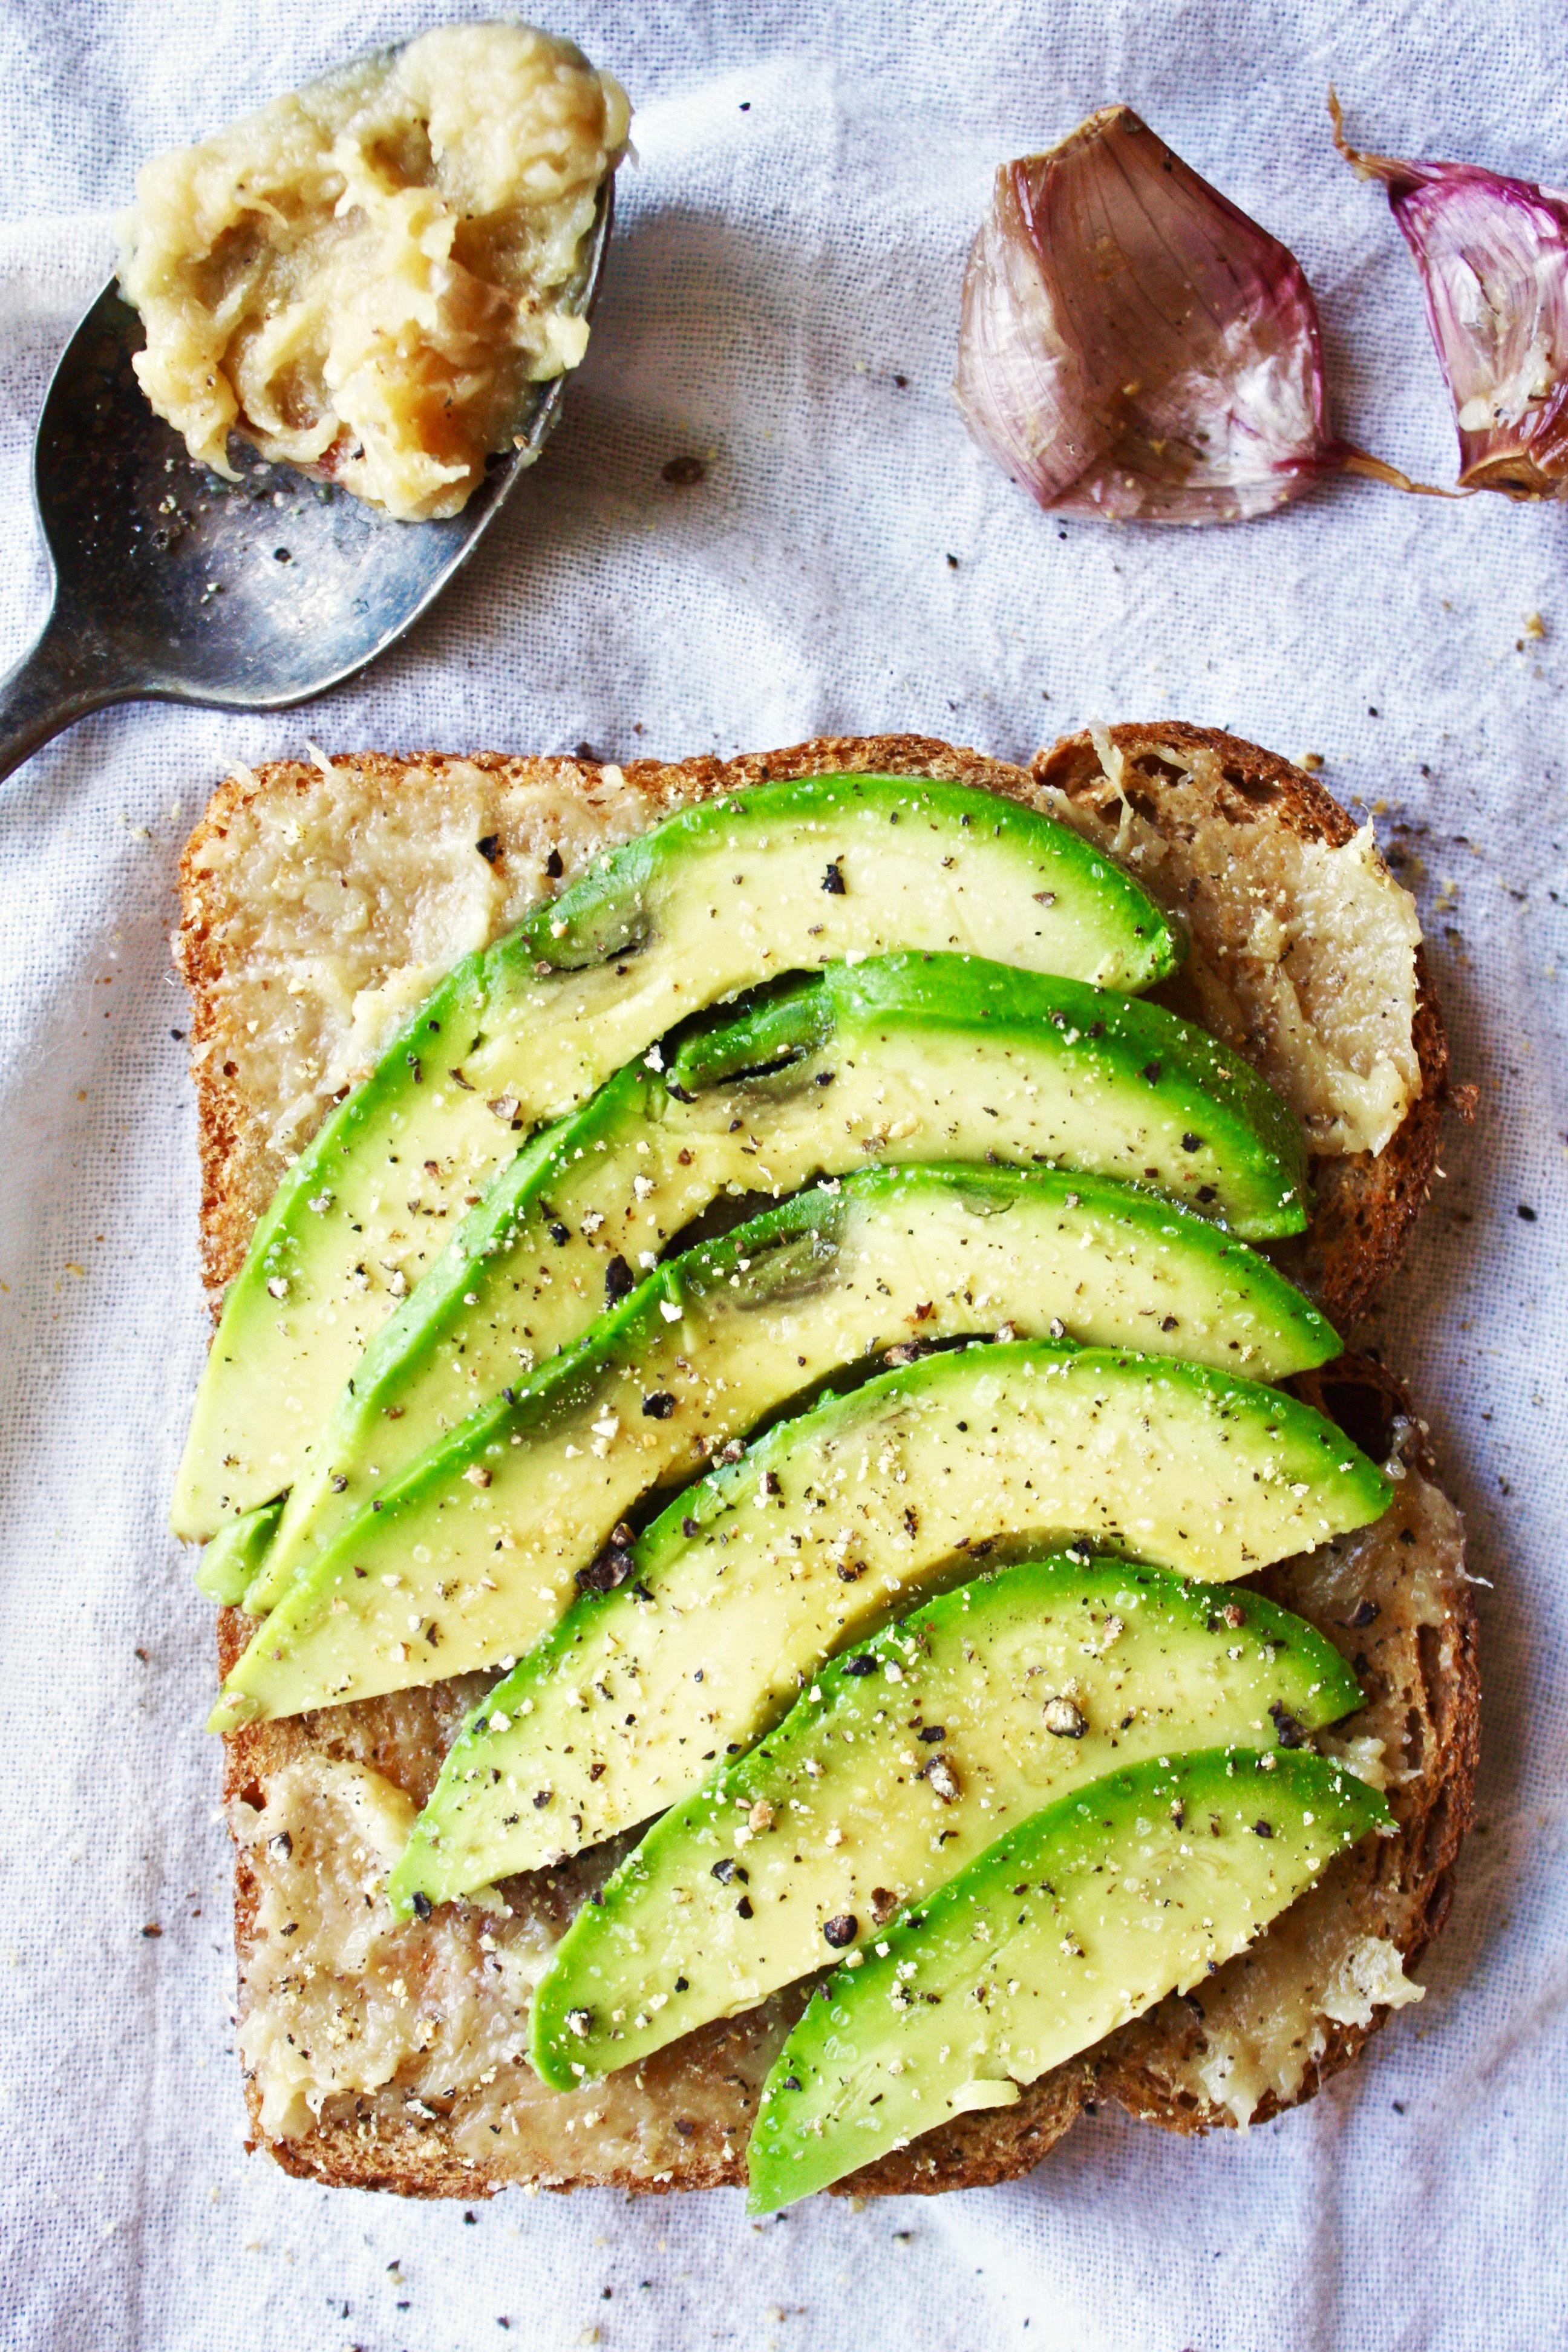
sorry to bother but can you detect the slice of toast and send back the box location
[182,731,1475,2200]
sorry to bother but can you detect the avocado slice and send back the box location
[384,1341,1387,1906]
[174,774,1177,1542]
[221,1162,1341,1681]
[669,953,1307,1237]
[192,1500,283,1604]
[523,1556,1364,2083]
[745,1746,1390,2211]
[247,953,1311,1611]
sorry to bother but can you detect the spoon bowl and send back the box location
[0,176,612,783]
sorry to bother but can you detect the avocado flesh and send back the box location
[745,1746,1390,2212]
[521,1556,1364,2083]
[248,952,1313,1612]
[192,1500,283,1604]
[211,1174,1356,1730]
[174,775,1177,1541]
[384,1341,1386,1906]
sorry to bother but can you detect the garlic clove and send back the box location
[1333,94,1568,500]
[954,105,1338,526]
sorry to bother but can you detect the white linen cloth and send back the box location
[0,2,1563,2345]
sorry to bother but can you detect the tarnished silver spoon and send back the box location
[0,177,612,785]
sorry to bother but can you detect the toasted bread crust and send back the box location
[186,731,1472,2202]
[1031,724,1450,1326]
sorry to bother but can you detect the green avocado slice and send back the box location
[745,1746,1390,2211]
[384,1339,1387,1906]
[174,774,1177,1542]
[219,1165,1342,1699]
[521,1556,1364,2084]
[670,953,1307,1239]
[192,1500,283,1604]
[244,952,1310,1612]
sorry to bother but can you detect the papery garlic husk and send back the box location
[955,105,1357,525]
[1333,96,1568,498]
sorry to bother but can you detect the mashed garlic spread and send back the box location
[235,1747,791,2178]
[118,23,629,520]
[1045,731,1423,1158]
[184,753,648,1163]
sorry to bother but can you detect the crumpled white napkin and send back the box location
[0,4,1563,2347]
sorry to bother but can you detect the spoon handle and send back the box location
[0,603,133,785]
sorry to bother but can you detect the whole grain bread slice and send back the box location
[185,730,1474,2201]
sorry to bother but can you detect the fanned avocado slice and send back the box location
[521,1555,1364,2081]
[670,953,1306,1237]
[381,1336,1387,1900]
[218,1166,1344,1708]
[174,775,1177,1540]
[247,953,1312,1610]
[745,1747,1390,2211]
[192,1500,283,1604]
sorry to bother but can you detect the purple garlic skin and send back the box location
[1336,108,1568,498]
[955,106,1339,525]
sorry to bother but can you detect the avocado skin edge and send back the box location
[193,1500,282,1604]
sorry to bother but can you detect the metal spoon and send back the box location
[0,177,612,785]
